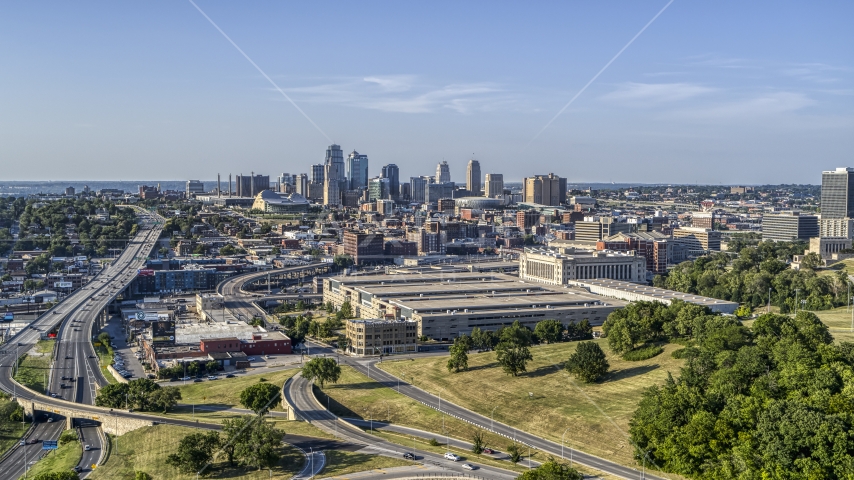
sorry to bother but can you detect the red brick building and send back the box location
[200,331,292,356]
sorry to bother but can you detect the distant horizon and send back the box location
[1,2,851,183]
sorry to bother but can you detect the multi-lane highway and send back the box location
[284,372,519,480]
[0,206,163,479]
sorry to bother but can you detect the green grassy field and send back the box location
[94,343,118,385]
[90,424,304,479]
[322,450,415,477]
[378,340,686,470]
[812,306,854,343]
[0,397,27,456]
[25,430,81,478]
[317,365,626,479]
[14,340,54,394]
[173,369,298,409]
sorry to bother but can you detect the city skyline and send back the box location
[1,1,852,183]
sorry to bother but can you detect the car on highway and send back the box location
[27,439,40,445]
[461,463,476,470]
[19,440,25,446]
[402,452,415,460]
[47,417,54,423]
[84,445,91,451]
[444,452,460,461]
[482,448,495,454]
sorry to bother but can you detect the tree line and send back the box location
[654,241,844,312]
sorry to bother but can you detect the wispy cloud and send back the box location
[600,82,717,104]
[279,75,510,114]
[672,91,815,119]
[779,63,847,83]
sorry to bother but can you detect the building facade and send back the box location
[761,211,819,242]
[821,167,854,219]
[343,231,385,264]
[436,161,451,183]
[466,159,481,195]
[381,164,400,198]
[345,319,418,356]
[346,150,369,190]
[484,173,504,198]
[519,247,647,285]
[523,173,566,206]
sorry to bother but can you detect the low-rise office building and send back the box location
[345,318,418,356]
[672,227,722,255]
[761,211,819,242]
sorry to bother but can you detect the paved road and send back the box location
[0,415,65,480]
[0,207,162,477]
[216,265,331,329]
[284,372,518,480]
[349,359,666,480]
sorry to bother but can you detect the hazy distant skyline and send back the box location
[1,1,851,184]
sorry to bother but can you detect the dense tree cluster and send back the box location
[301,357,341,388]
[603,300,715,355]
[629,311,854,479]
[13,198,137,257]
[95,378,181,412]
[654,241,845,312]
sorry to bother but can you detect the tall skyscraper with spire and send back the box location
[436,161,451,183]
[466,159,481,195]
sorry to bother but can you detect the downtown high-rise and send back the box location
[347,150,369,190]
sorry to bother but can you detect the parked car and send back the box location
[193,378,202,383]
[207,375,218,380]
[180,376,191,381]
[225,374,235,378]
[444,452,460,461]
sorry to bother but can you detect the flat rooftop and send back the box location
[570,279,739,310]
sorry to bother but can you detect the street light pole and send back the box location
[491,405,497,432]
[562,427,570,463]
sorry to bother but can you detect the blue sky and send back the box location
[1,1,851,184]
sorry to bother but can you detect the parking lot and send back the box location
[100,316,147,380]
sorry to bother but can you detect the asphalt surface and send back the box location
[0,207,162,478]
[0,415,65,480]
[284,372,518,480]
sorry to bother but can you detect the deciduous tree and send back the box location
[565,342,609,383]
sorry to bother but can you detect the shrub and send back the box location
[429,438,441,446]
[671,346,700,359]
[621,343,663,361]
